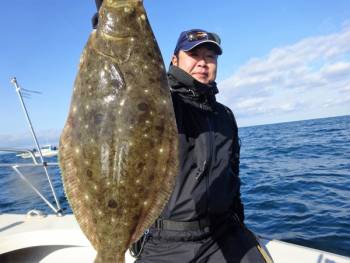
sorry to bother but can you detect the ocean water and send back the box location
[0,115,349,257]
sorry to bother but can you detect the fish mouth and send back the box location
[103,0,143,9]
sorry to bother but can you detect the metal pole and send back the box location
[13,166,60,214]
[10,77,62,215]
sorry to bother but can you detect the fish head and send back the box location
[97,0,149,39]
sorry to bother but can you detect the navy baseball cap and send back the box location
[173,29,223,55]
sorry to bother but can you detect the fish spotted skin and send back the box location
[59,1,178,262]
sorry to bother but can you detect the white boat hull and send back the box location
[0,214,349,263]
[15,145,58,159]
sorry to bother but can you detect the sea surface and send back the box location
[1,115,349,257]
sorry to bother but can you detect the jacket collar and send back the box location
[167,65,218,110]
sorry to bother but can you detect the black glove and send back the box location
[92,0,103,29]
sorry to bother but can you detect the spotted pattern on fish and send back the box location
[59,1,178,262]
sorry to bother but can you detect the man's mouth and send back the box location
[193,72,208,77]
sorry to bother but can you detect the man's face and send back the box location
[171,46,218,85]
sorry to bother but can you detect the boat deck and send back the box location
[1,213,350,263]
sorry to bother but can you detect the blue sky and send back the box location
[0,0,349,147]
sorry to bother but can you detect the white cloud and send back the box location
[218,26,350,126]
[320,61,350,79]
[236,97,266,109]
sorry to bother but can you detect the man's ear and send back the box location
[171,55,178,66]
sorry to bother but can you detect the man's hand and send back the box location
[92,0,103,29]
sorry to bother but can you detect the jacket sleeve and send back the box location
[228,108,245,223]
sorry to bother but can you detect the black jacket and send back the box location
[160,66,244,223]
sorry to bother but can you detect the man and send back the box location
[132,29,270,263]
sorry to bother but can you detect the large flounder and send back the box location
[59,0,178,262]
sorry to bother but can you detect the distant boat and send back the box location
[16,144,58,159]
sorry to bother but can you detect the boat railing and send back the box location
[0,147,62,215]
[0,148,38,164]
[0,77,63,215]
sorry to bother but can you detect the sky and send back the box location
[0,0,349,148]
